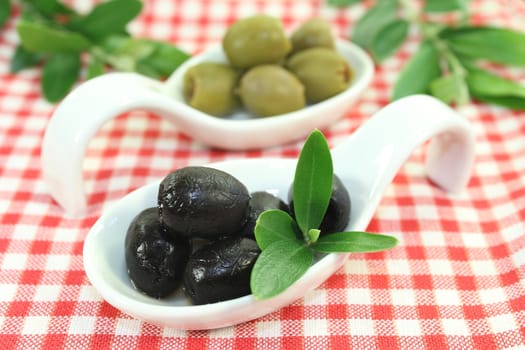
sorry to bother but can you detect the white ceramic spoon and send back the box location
[41,39,373,218]
[83,95,475,330]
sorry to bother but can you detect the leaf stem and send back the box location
[396,0,471,105]
[90,46,134,72]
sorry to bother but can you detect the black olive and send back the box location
[240,191,290,239]
[288,174,351,234]
[158,166,250,240]
[125,207,191,298]
[184,236,260,304]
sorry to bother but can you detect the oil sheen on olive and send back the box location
[238,64,305,117]
[184,236,260,304]
[290,17,335,54]
[222,15,291,68]
[125,207,191,298]
[286,47,353,103]
[240,191,290,239]
[289,174,351,234]
[158,166,250,240]
[183,62,239,116]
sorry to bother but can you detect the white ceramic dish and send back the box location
[83,95,475,330]
[41,38,373,218]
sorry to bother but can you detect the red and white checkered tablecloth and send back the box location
[1,0,524,349]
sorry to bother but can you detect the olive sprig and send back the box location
[250,130,398,300]
[0,0,189,102]
[328,0,525,110]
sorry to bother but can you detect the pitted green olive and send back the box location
[286,47,353,103]
[238,64,306,117]
[290,18,335,54]
[222,15,291,68]
[183,62,239,116]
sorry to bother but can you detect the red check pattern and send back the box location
[1,0,524,349]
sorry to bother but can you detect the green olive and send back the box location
[183,62,239,117]
[238,65,305,117]
[286,47,353,103]
[222,15,291,69]
[290,18,335,54]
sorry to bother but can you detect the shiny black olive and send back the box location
[184,237,260,304]
[240,191,290,239]
[288,174,351,234]
[158,166,250,240]
[125,207,191,298]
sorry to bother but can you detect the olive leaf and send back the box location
[465,66,525,110]
[424,0,466,13]
[0,0,11,28]
[370,19,409,62]
[293,129,333,236]
[42,52,81,102]
[251,130,398,300]
[9,0,189,102]
[97,35,190,76]
[250,240,313,300]
[327,0,525,111]
[86,55,105,79]
[327,0,361,6]
[312,231,398,253]
[352,0,397,49]
[68,0,142,41]
[254,210,301,250]
[392,40,442,100]
[430,73,470,105]
[10,45,45,73]
[136,42,191,77]
[24,0,75,18]
[440,27,525,66]
[17,20,92,53]
[101,35,156,59]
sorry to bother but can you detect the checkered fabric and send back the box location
[1,0,524,349]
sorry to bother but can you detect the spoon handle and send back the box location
[331,94,475,229]
[41,72,165,217]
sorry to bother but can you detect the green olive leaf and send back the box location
[254,210,302,250]
[10,45,45,73]
[23,0,75,18]
[392,40,442,100]
[467,95,525,110]
[327,0,361,7]
[17,20,92,53]
[136,41,191,78]
[249,130,399,299]
[440,26,525,66]
[430,73,470,105]
[465,66,525,110]
[110,37,157,59]
[86,55,105,79]
[250,240,313,299]
[370,19,409,62]
[352,0,397,49]
[0,0,11,28]
[424,0,466,12]
[69,0,142,41]
[97,35,190,77]
[312,231,398,253]
[465,66,525,98]
[42,52,81,102]
[293,129,333,235]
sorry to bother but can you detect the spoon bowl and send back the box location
[41,38,373,218]
[83,95,475,330]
